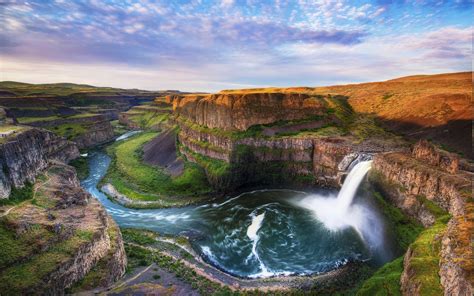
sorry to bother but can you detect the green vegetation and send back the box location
[406,219,447,295]
[122,228,157,246]
[0,125,29,144]
[0,227,95,293]
[367,188,450,296]
[0,221,54,270]
[373,192,423,250]
[180,145,230,178]
[69,157,89,180]
[357,257,404,296]
[48,123,88,140]
[67,223,122,293]
[17,112,98,124]
[0,182,34,206]
[122,107,169,130]
[0,81,128,96]
[111,120,129,135]
[0,125,27,133]
[187,138,227,154]
[103,132,211,206]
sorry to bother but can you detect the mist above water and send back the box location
[293,160,384,250]
[83,152,394,278]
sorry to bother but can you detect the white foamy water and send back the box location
[337,160,373,212]
[245,212,274,278]
[115,130,142,141]
[294,160,383,249]
[247,213,265,240]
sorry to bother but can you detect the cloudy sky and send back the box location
[0,0,472,91]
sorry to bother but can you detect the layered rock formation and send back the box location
[0,127,79,199]
[0,127,126,294]
[72,117,115,149]
[370,141,473,296]
[170,88,472,295]
[119,104,171,130]
[25,114,115,149]
[167,92,327,131]
[172,92,402,191]
[0,162,127,294]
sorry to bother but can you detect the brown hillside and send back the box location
[315,72,472,128]
[221,72,473,157]
[315,72,473,158]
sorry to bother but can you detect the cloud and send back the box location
[0,0,471,91]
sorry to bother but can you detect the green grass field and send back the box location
[103,132,212,207]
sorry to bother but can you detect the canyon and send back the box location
[0,72,472,295]
[0,127,127,294]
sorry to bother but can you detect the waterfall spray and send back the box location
[294,159,383,249]
[337,161,373,211]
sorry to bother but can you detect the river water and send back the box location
[81,150,396,278]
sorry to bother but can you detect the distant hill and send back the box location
[0,81,172,97]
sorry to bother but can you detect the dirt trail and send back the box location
[0,171,51,218]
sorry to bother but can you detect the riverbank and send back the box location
[78,150,411,295]
[99,131,214,208]
[99,228,376,295]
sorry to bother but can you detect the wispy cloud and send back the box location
[0,0,471,91]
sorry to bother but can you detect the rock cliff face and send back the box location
[73,118,115,149]
[0,127,79,199]
[176,115,392,190]
[167,92,328,131]
[370,141,473,296]
[167,87,471,295]
[25,114,115,149]
[0,129,126,294]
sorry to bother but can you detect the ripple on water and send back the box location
[83,152,396,279]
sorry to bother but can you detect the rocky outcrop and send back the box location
[177,117,391,190]
[370,140,473,296]
[167,92,328,131]
[23,114,115,149]
[73,118,115,149]
[412,140,459,174]
[119,105,171,130]
[0,127,79,199]
[0,162,126,294]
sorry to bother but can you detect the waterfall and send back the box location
[337,160,373,212]
[293,158,383,249]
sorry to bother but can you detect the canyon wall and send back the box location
[0,127,79,198]
[370,141,473,296]
[172,92,395,190]
[26,114,115,149]
[73,118,115,149]
[0,128,126,294]
[167,92,328,131]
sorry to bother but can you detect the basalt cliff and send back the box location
[166,91,407,191]
[0,127,126,294]
[371,141,473,296]
[158,72,472,295]
[0,127,79,199]
[25,114,115,149]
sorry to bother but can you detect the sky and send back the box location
[0,0,472,92]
